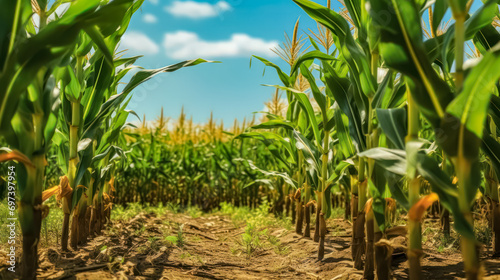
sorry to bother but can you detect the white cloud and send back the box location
[163,31,278,59]
[150,0,159,4]
[165,1,231,19]
[121,31,160,55]
[143,13,158,23]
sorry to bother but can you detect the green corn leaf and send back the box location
[251,119,295,130]
[236,131,296,167]
[293,0,376,98]
[474,24,500,54]
[441,0,498,71]
[84,0,135,37]
[483,135,500,179]
[114,55,143,68]
[0,0,26,71]
[334,108,356,158]
[446,44,500,140]
[343,0,364,33]
[291,91,322,148]
[322,61,366,152]
[321,108,336,132]
[97,110,130,152]
[308,35,321,51]
[330,160,352,185]
[84,25,114,66]
[490,95,500,128]
[290,50,336,74]
[372,69,393,109]
[83,57,114,123]
[64,66,81,102]
[358,148,407,176]
[386,171,409,210]
[368,178,386,232]
[93,145,122,164]
[360,146,474,238]
[266,84,322,147]
[123,59,216,94]
[323,187,332,219]
[385,82,407,109]
[376,108,407,150]
[252,56,292,87]
[299,64,327,116]
[368,0,454,128]
[293,130,321,173]
[73,143,93,192]
[59,0,100,24]
[432,1,449,36]
[75,33,93,57]
[0,0,135,136]
[236,158,297,189]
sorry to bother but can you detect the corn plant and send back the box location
[114,112,273,211]
[0,0,139,277]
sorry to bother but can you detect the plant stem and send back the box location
[66,95,81,249]
[407,85,422,280]
[7,0,22,59]
[408,178,422,280]
[20,113,45,279]
[451,5,480,278]
[296,151,304,234]
[304,181,311,238]
[454,15,465,91]
[19,163,40,280]
[318,123,330,260]
[456,131,480,279]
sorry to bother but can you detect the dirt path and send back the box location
[3,210,500,279]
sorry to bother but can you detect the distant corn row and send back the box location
[113,108,279,210]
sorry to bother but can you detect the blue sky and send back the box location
[118,0,334,126]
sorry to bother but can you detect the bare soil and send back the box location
[2,210,500,279]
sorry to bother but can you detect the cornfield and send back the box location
[1,0,500,279]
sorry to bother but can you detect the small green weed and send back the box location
[134,225,146,235]
[267,235,290,255]
[148,237,160,251]
[177,224,185,247]
[239,223,265,256]
[165,235,179,246]
[187,206,203,218]
[475,218,492,246]
[164,223,185,247]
